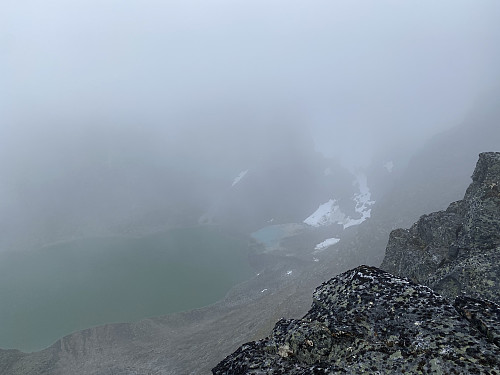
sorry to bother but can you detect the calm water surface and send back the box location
[251,223,304,251]
[0,226,254,352]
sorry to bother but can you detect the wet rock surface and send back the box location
[381,152,500,303]
[213,266,500,374]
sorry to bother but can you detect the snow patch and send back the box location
[231,170,249,187]
[303,174,375,229]
[314,238,340,251]
[303,199,347,227]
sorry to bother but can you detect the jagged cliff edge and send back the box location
[213,152,500,374]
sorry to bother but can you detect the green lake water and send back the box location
[0,226,254,352]
[251,223,304,251]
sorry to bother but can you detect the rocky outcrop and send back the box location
[213,153,500,373]
[381,152,500,303]
[3,152,499,374]
[458,152,500,250]
[358,95,500,267]
[213,266,500,374]
[454,296,500,348]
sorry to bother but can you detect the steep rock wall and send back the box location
[381,152,500,303]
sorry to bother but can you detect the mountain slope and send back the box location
[212,153,500,374]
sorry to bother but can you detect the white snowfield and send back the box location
[304,174,375,229]
[314,237,340,251]
[231,170,249,187]
[303,199,347,227]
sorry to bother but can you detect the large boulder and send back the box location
[213,266,500,374]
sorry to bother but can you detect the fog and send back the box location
[1,1,500,248]
[3,0,500,164]
[2,1,500,362]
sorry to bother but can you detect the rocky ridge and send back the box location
[213,266,500,374]
[213,153,500,373]
[0,150,498,373]
[381,152,500,303]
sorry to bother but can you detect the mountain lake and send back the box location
[0,226,254,352]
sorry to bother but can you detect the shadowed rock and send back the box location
[381,152,500,303]
[454,296,500,348]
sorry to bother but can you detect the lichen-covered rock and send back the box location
[213,266,500,374]
[454,295,500,348]
[381,152,500,303]
[214,153,500,373]
[459,152,500,250]
[427,244,500,303]
[381,206,464,285]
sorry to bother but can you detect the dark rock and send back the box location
[381,152,500,303]
[459,152,500,250]
[214,153,500,373]
[213,266,500,374]
[454,295,500,348]
[427,244,500,303]
[380,206,464,285]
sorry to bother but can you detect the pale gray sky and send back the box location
[2,0,500,166]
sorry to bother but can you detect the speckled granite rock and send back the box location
[458,152,500,250]
[214,154,500,373]
[454,296,500,348]
[381,152,500,303]
[212,266,500,374]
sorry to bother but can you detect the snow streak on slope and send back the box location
[231,170,248,187]
[314,238,340,251]
[343,174,375,228]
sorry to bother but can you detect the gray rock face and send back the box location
[213,266,500,374]
[454,296,500,348]
[381,152,500,303]
[459,152,500,250]
[213,153,500,373]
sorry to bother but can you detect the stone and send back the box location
[214,153,500,374]
[381,152,500,303]
[213,266,500,374]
